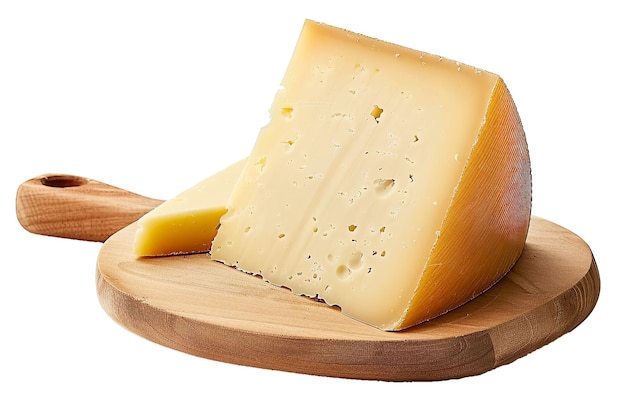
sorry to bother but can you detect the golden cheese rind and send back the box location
[402,78,531,328]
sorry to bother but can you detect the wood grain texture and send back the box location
[96,216,600,381]
[16,174,162,242]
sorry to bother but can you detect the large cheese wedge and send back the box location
[211,20,532,331]
[133,159,245,257]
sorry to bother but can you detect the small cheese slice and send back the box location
[211,20,531,331]
[133,159,245,257]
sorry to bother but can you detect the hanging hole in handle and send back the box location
[40,175,89,188]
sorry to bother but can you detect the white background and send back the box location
[1,1,622,416]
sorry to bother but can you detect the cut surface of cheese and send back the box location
[133,159,245,257]
[211,20,531,331]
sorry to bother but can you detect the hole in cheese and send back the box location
[374,179,395,196]
[336,264,351,279]
[281,107,294,118]
[370,105,383,122]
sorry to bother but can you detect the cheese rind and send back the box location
[133,159,245,257]
[211,20,531,330]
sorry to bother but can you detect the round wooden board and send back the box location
[96,216,600,381]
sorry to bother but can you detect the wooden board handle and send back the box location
[16,174,164,242]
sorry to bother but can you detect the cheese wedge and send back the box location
[211,20,532,330]
[133,159,245,257]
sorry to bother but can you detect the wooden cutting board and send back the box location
[16,174,601,381]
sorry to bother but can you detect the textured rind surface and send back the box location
[400,78,531,329]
